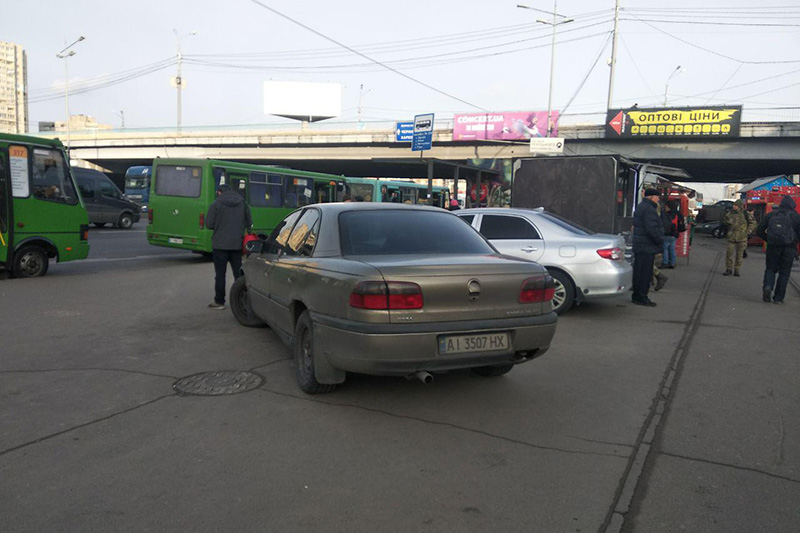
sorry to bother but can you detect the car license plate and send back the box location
[168,237,183,244]
[438,332,510,355]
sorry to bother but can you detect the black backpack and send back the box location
[767,210,797,246]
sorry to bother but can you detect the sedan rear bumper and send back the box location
[311,312,558,376]
[571,261,632,300]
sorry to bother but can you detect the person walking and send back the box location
[205,184,252,309]
[722,199,756,276]
[756,195,800,303]
[660,201,684,269]
[632,188,665,306]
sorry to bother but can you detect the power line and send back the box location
[623,18,800,28]
[624,13,800,64]
[246,0,486,111]
[183,27,613,74]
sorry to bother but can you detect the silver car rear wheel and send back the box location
[548,269,574,315]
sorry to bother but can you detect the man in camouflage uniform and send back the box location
[722,199,756,276]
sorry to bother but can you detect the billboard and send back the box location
[263,81,342,122]
[606,106,742,138]
[453,111,558,141]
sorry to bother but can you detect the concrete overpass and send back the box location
[49,121,800,183]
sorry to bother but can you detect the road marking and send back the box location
[83,253,185,263]
[602,250,723,533]
[91,229,147,235]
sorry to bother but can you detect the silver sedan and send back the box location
[456,208,632,314]
[231,203,558,394]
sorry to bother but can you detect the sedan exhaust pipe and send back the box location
[410,371,433,384]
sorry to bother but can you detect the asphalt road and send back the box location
[1,233,798,532]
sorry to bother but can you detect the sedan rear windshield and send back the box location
[539,212,595,235]
[339,209,494,255]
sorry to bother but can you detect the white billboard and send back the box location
[263,81,342,122]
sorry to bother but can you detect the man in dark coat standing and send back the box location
[756,195,800,304]
[631,188,665,306]
[205,184,252,309]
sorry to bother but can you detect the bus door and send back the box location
[0,149,10,262]
[151,164,205,243]
[314,180,339,204]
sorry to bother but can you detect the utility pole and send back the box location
[517,3,573,137]
[174,30,196,134]
[606,0,620,110]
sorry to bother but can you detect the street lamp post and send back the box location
[56,36,85,148]
[174,29,197,134]
[664,66,685,107]
[517,3,573,137]
[113,109,125,129]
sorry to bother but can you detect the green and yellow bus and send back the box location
[147,158,346,253]
[0,133,89,277]
[345,177,451,207]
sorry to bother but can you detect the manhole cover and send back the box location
[173,370,265,396]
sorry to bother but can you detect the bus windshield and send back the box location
[31,148,79,205]
[126,177,148,189]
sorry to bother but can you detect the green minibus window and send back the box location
[249,172,283,208]
[30,148,78,205]
[155,165,202,197]
[286,177,314,208]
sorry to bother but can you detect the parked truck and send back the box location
[511,155,691,234]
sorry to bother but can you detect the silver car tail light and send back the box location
[349,281,423,310]
[597,247,623,260]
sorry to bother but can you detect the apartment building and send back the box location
[0,41,28,134]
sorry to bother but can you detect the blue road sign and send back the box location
[412,113,434,152]
[395,121,413,142]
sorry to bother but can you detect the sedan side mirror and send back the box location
[245,240,263,255]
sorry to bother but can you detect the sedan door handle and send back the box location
[521,246,538,253]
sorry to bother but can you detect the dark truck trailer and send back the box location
[512,155,691,234]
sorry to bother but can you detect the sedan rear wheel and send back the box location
[294,311,336,394]
[548,269,574,315]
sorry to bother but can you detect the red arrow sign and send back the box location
[608,111,623,136]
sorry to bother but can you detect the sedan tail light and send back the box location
[519,274,556,303]
[349,281,423,310]
[597,247,623,260]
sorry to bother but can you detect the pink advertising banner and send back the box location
[453,111,558,141]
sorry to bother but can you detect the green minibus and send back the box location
[147,158,346,253]
[0,133,89,277]
[345,177,451,207]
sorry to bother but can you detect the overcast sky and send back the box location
[6,0,800,132]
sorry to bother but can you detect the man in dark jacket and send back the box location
[205,185,252,309]
[632,188,665,306]
[660,201,684,269]
[756,195,800,304]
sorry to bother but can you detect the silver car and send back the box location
[230,203,558,394]
[456,208,632,314]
